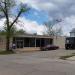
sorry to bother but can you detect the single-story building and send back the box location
[13,35,53,51]
[0,35,66,51]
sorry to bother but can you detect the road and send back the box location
[0,50,75,75]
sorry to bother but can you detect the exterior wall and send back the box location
[0,36,13,50]
[0,36,6,50]
[70,32,75,37]
[53,36,66,49]
[0,36,66,51]
[16,36,66,52]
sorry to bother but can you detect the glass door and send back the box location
[16,40,24,48]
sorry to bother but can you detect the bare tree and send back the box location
[44,20,56,36]
[54,27,63,36]
[0,0,30,51]
[44,19,62,36]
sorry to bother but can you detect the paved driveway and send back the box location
[0,49,75,75]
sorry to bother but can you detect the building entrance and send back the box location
[16,40,24,48]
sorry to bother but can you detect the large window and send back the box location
[45,39,50,45]
[16,40,23,48]
[40,38,53,46]
[14,37,24,48]
[30,38,35,47]
[40,39,45,47]
[14,37,53,48]
[36,38,41,47]
[50,39,53,45]
[24,38,35,47]
[24,38,29,47]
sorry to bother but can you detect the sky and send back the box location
[1,0,75,36]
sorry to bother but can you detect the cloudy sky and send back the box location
[1,0,75,36]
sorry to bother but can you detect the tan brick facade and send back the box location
[53,36,66,49]
[0,36,66,51]
[0,36,6,50]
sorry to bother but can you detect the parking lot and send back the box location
[20,49,75,59]
[0,49,75,75]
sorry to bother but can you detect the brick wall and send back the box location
[53,36,66,49]
[0,36,6,50]
[0,36,66,51]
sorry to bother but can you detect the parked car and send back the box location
[40,45,59,51]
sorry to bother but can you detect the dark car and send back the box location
[40,45,59,51]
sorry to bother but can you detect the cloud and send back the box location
[19,0,57,12]
[19,0,75,18]
[1,16,75,36]
[53,16,75,36]
[1,0,75,36]
[17,17,46,35]
[0,19,5,30]
[19,0,75,36]
[19,16,75,36]
[0,17,46,35]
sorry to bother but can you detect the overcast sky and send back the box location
[1,0,75,36]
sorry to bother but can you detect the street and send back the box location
[0,50,75,75]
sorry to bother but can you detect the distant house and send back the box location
[65,28,75,49]
[70,28,75,37]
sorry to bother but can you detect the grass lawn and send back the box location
[60,53,75,60]
[0,50,15,55]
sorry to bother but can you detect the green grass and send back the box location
[60,53,75,60]
[0,50,14,55]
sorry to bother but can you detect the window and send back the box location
[24,38,35,47]
[50,39,53,45]
[16,40,23,48]
[30,38,35,47]
[24,38,30,47]
[15,37,24,48]
[36,38,41,47]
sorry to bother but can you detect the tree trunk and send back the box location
[6,27,11,51]
[6,35,10,51]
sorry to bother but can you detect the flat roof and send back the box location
[14,34,53,39]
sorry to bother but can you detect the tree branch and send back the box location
[0,2,6,16]
[4,0,10,29]
[10,10,22,28]
[0,0,9,25]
